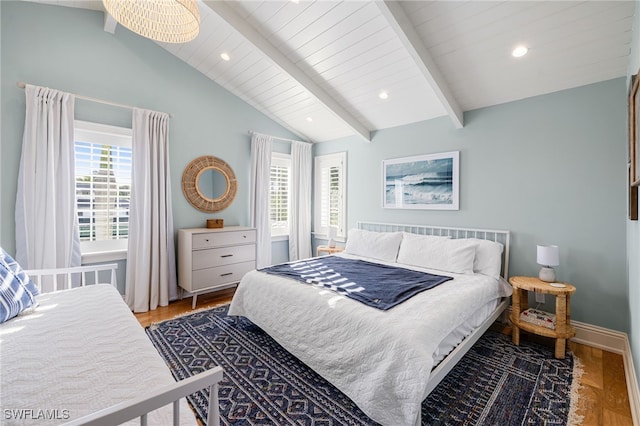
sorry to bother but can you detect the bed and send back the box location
[228,222,512,426]
[0,258,223,426]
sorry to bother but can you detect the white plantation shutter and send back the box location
[328,165,342,230]
[75,142,132,242]
[314,152,347,238]
[319,167,330,229]
[270,154,290,237]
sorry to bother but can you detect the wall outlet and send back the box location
[535,292,545,304]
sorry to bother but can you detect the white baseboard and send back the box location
[571,319,627,353]
[570,320,640,425]
[623,337,640,426]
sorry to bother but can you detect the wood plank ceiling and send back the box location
[27,0,637,143]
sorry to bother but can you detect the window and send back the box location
[74,121,132,255]
[314,152,347,239]
[270,153,290,238]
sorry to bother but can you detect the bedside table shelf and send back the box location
[514,316,575,339]
[509,276,576,359]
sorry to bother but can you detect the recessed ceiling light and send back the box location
[512,46,528,58]
[378,91,389,100]
[220,52,230,61]
[306,117,313,122]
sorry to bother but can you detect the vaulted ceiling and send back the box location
[27,1,637,142]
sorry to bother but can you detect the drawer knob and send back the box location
[220,272,233,277]
[221,254,233,258]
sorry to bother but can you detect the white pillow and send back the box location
[397,233,476,275]
[468,238,504,279]
[402,232,451,240]
[344,229,403,263]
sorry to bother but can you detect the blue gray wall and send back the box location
[315,78,628,332]
[0,1,297,285]
[627,0,640,393]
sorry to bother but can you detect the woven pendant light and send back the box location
[103,0,200,44]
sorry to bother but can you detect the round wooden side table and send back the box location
[509,276,576,359]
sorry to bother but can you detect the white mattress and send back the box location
[432,297,500,365]
[229,253,512,426]
[0,285,196,425]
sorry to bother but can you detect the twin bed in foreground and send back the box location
[1,221,510,425]
[0,262,223,426]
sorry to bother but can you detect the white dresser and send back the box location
[178,226,256,308]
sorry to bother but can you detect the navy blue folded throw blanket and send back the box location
[259,256,453,310]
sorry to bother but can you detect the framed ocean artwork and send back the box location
[382,151,459,210]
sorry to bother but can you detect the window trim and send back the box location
[81,245,127,264]
[314,151,347,240]
[75,120,132,147]
[74,120,132,261]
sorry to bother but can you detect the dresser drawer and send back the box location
[192,229,257,249]
[191,261,255,291]
[192,244,256,270]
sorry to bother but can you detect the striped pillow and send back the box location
[0,248,38,323]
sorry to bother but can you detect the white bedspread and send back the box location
[0,285,196,425]
[228,253,512,426]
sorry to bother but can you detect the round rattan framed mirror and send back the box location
[181,155,237,212]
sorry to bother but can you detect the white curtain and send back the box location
[250,133,273,268]
[15,85,81,271]
[289,142,312,260]
[125,108,177,313]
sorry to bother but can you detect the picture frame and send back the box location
[629,73,639,220]
[383,151,459,210]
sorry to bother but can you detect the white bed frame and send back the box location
[357,221,511,417]
[24,263,224,426]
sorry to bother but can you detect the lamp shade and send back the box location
[103,0,200,44]
[537,245,559,267]
[328,226,337,240]
[328,226,337,248]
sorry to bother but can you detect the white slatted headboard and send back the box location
[356,221,511,278]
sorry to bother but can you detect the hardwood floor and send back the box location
[134,289,236,328]
[135,293,634,425]
[571,343,633,425]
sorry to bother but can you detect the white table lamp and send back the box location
[328,226,337,248]
[537,245,559,282]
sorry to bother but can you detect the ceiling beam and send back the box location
[203,1,371,143]
[376,1,464,129]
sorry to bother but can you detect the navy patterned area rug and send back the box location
[146,305,581,425]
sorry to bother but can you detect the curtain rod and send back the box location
[248,130,312,144]
[16,81,174,118]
